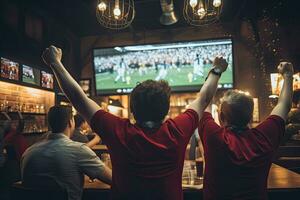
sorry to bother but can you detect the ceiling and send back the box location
[6,0,300,37]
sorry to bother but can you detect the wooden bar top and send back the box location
[84,164,300,190]
[91,145,108,151]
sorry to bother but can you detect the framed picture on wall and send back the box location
[79,79,91,97]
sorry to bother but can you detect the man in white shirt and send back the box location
[21,106,112,200]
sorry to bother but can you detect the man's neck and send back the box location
[63,129,71,138]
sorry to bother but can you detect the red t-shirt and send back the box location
[4,129,28,161]
[198,112,285,200]
[90,109,199,200]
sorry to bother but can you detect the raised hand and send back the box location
[277,62,294,77]
[42,45,62,66]
[213,57,228,73]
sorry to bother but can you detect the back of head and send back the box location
[220,90,254,129]
[74,114,85,129]
[130,80,171,123]
[48,106,73,133]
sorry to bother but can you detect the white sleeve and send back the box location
[77,144,106,180]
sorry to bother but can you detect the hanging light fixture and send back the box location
[183,0,223,26]
[160,0,178,25]
[96,0,135,30]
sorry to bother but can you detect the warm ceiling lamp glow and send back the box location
[213,0,222,8]
[183,0,223,26]
[96,0,135,30]
[197,3,206,19]
[98,1,107,12]
[189,0,198,8]
[113,7,121,19]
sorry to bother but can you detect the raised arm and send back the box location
[270,62,294,121]
[42,46,100,122]
[85,133,101,148]
[188,57,228,119]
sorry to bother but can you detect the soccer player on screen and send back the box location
[155,60,168,81]
[193,54,204,81]
[114,58,126,83]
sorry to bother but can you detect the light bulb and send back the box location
[213,0,222,8]
[189,0,198,8]
[98,1,107,12]
[197,7,206,19]
[113,7,121,19]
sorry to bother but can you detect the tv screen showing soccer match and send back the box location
[1,57,20,81]
[22,65,41,86]
[93,38,234,95]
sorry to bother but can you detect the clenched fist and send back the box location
[277,62,294,76]
[213,57,228,73]
[42,45,62,66]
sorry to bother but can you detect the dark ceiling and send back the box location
[2,0,300,37]
[14,0,299,37]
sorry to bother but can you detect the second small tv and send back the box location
[22,65,41,86]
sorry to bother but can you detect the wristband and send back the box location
[205,68,222,80]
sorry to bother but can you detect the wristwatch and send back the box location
[210,67,222,77]
[205,67,222,81]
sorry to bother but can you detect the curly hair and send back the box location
[130,80,171,123]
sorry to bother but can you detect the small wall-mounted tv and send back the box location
[1,57,20,81]
[93,38,234,95]
[41,71,54,89]
[22,65,41,86]
[270,73,300,95]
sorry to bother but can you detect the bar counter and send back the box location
[82,164,300,200]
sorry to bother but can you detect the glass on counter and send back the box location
[182,160,203,187]
[101,153,112,169]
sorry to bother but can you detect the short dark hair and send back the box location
[130,80,171,123]
[74,114,85,128]
[220,90,254,127]
[48,106,73,133]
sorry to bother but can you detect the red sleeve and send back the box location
[3,129,16,144]
[90,109,127,146]
[254,115,285,150]
[172,109,199,140]
[15,135,28,161]
[198,112,221,141]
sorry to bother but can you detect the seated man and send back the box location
[71,114,100,148]
[41,46,227,200]
[21,106,112,200]
[198,62,294,200]
[3,111,28,162]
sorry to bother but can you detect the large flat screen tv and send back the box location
[1,57,20,81]
[22,65,41,86]
[93,38,234,95]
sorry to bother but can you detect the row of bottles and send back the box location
[0,101,46,113]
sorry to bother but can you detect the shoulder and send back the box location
[172,109,199,122]
[22,141,46,156]
[258,115,285,128]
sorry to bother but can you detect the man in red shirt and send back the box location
[41,45,228,199]
[198,62,294,200]
[3,111,28,161]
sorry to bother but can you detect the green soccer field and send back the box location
[95,64,233,91]
[22,76,37,85]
